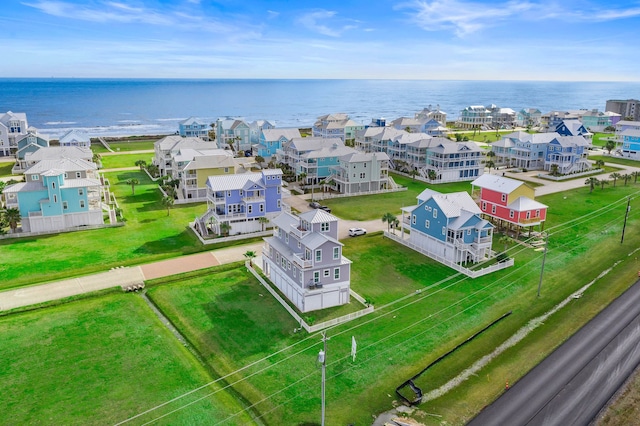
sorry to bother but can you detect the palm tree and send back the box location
[605,140,616,154]
[382,212,397,233]
[92,153,102,167]
[427,170,437,181]
[499,235,510,253]
[622,173,632,186]
[243,250,257,267]
[258,216,269,231]
[409,169,419,180]
[125,178,139,195]
[486,150,496,160]
[633,171,640,184]
[609,172,622,187]
[219,222,231,237]
[255,155,265,168]
[135,159,147,171]
[234,135,242,153]
[594,159,605,169]
[208,123,216,142]
[585,177,598,193]
[549,164,559,177]
[161,195,174,216]
[146,164,159,178]
[298,172,307,189]
[4,207,21,233]
[485,160,496,174]
[599,179,609,190]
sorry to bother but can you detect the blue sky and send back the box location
[2,0,639,80]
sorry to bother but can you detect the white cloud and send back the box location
[297,9,357,37]
[397,0,534,37]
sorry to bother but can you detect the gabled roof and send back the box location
[304,145,357,159]
[261,128,301,141]
[180,116,206,125]
[471,174,528,194]
[24,146,93,161]
[551,135,589,147]
[417,189,481,218]
[449,210,490,230]
[287,137,343,152]
[271,211,299,230]
[155,136,212,151]
[299,209,338,223]
[0,111,27,124]
[59,129,90,143]
[620,129,640,137]
[340,151,390,163]
[230,119,249,130]
[507,196,548,212]
[25,158,97,174]
[206,172,266,192]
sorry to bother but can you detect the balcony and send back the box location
[289,224,311,239]
[28,211,43,217]
[293,253,313,269]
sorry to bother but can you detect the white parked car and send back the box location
[348,227,367,236]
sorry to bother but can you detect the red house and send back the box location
[471,174,547,231]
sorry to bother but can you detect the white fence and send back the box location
[245,261,374,333]
[384,232,514,278]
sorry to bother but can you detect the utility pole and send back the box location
[537,232,548,298]
[318,331,327,426]
[621,197,631,244]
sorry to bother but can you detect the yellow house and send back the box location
[173,148,239,201]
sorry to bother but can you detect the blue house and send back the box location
[399,189,494,264]
[620,129,640,160]
[4,158,105,233]
[257,128,301,159]
[554,120,592,140]
[15,130,49,163]
[544,136,591,174]
[179,117,210,139]
[195,169,284,237]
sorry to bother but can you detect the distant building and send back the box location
[328,151,391,195]
[262,209,351,312]
[606,99,640,121]
[59,129,91,149]
[0,111,28,156]
[619,129,640,160]
[516,108,542,127]
[215,117,251,152]
[171,148,238,201]
[14,129,50,168]
[14,146,93,174]
[457,105,492,129]
[179,117,210,139]
[312,113,364,142]
[249,119,276,144]
[256,128,301,159]
[153,135,218,177]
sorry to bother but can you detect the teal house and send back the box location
[4,158,106,233]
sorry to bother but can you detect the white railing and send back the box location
[245,261,374,333]
[384,232,514,278]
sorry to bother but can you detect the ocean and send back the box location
[0,78,638,139]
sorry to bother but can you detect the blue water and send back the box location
[0,78,638,138]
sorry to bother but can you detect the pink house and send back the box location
[471,174,547,232]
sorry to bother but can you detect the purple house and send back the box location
[195,169,283,237]
[262,209,351,312]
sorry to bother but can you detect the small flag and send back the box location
[351,336,357,362]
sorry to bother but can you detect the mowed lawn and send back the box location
[0,171,210,289]
[100,153,153,169]
[0,292,255,425]
[323,174,471,220]
[91,139,156,154]
[147,183,640,425]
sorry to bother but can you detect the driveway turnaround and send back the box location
[468,279,640,426]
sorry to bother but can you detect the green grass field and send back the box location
[0,161,16,178]
[91,139,156,154]
[0,171,210,289]
[590,155,640,169]
[140,183,640,425]
[100,153,153,169]
[0,292,254,425]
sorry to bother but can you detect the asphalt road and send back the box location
[468,279,640,426]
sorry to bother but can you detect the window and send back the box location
[285,233,289,243]
[80,200,85,208]
[333,247,340,259]
[51,181,56,189]
[535,209,540,217]
[467,229,471,235]
[76,172,81,178]
[240,190,243,196]
[324,269,330,277]
[491,205,496,214]
[277,200,281,208]
[315,249,322,262]
[281,257,286,268]
[442,226,446,235]
[412,215,416,225]
[248,205,253,214]
[433,209,437,218]
[224,167,229,173]
[277,186,281,194]
[313,271,320,283]
[482,201,486,211]
[359,172,365,178]
[526,211,531,219]
[260,204,264,212]
[334,268,340,280]
[298,240,301,248]
[509,210,514,218]
[425,220,430,228]
[53,194,57,203]
[227,191,231,197]
[501,193,507,202]
[287,261,291,270]
[321,222,329,232]
[63,201,68,210]
[293,267,297,278]
[78,188,84,196]
[32,174,39,181]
